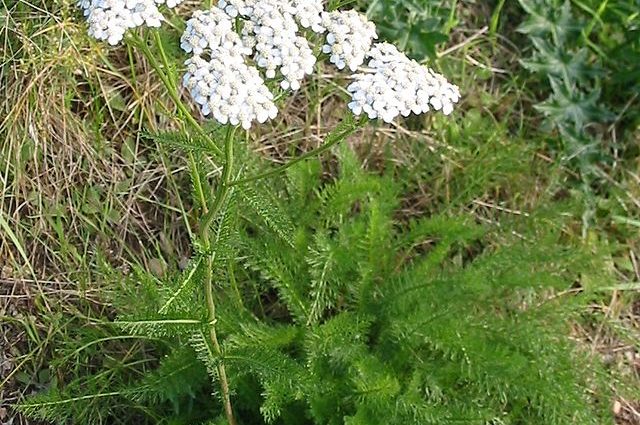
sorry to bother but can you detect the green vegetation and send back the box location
[15,145,614,424]
[1,0,639,424]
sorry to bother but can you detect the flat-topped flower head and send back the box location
[183,53,278,129]
[321,10,377,71]
[78,0,460,130]
[181,9,251,56]
[235,0,316,91]
[347,43,460,122]
[78,0,181,45]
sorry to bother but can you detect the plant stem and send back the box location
[129,30,237,425]
[201,126,236,228]
[204,253,236,425]
[143,32,215,213]
[201,125,237,425]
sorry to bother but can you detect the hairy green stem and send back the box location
[201,125,237,425]
[129,30,236,425]
[202,126,236,229]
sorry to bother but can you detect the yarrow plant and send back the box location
[14,2,624,424]
[70,1,461,424]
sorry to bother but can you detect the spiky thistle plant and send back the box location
[516,0,640,234]
[517,0,611,160]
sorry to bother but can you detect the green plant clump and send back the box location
[18,143,610,425]
[517,0,640,222]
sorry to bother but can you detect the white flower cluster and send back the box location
[347,43,461,122]
[217,0,317,91]
[181,9,277,129]
[78,0,461,128]
[183,55,278,129]
[321,10,377,71]
[180,9,251,56]
[78,0,183,45]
